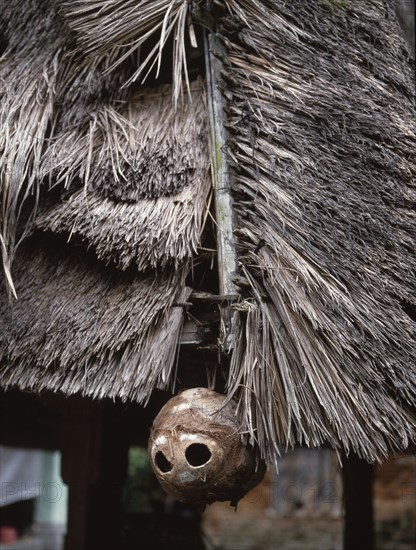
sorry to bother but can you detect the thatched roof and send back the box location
[0,237,190,401]
[222,0,416,462]
[0,1,210,399]
[36,84,210,271]
[0,0,415,464]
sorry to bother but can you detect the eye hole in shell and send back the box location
[155,451,173,473]
[185,443,212,467]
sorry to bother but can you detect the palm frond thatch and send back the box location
[0,0,198,291]
[0,1,64,295]
[221,0,416,462]
[0,0,415,466]
[35,82,211,270]
[61,0,195,103]
[0,1,210,407]
[41,81,208,199]
[0,237,190,401]
[35,178,210,272]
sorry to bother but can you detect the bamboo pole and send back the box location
[205,31,239,349]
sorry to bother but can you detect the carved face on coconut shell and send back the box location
[148,388,266,505]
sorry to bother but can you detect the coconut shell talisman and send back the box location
[148,388,266,506]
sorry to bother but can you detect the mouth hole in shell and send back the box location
[155,451,173,473]
[185,443,212,467]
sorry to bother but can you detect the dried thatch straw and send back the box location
[0,0,201,291]
[36,83,211,270]
[0,1,65,297]
[0,0,127,291]
[36,183,210,272]
[0,2,209,402]
[61,0,197,103]
[0,236,190,401]
[221,0,416,462]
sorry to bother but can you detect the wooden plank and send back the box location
[180,319,205,345]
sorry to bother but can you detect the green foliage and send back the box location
[127,446,151,477]
[123,447,165,515]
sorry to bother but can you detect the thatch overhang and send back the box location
[0,0,415,466]
[0,237,190,401]
[0,2,211,402]
[219,0,416,461]
[36,83,211,271]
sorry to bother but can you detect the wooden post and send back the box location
[61,398,129,550]
[61,398,97,550]
[342,452,375,550]
[205,32,239,349]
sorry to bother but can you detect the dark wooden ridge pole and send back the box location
[205,31,239,349]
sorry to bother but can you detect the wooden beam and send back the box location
[180,319,205,345]
[205,32,239,349]
[205,33,239,298]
